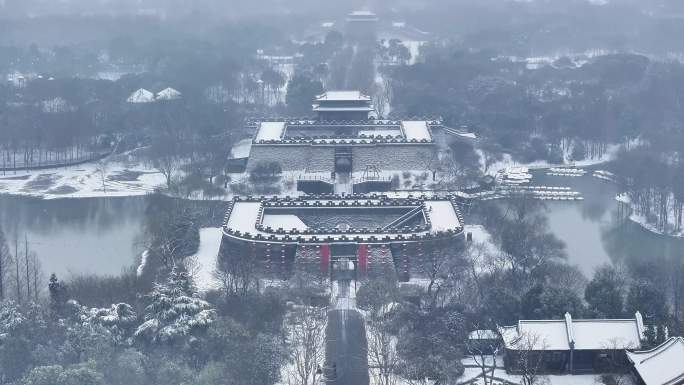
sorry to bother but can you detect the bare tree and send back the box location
[284,305,326,385]
[13,231,21,302]
[466,329,501,385]
[595,339,635,385]
[0,226,11,300]
[216,242,259,297]
[513,333,549,385]
[96,158,108,193]
[367,316,399,385]
[30,253,44,301]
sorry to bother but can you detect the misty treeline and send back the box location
[386,49,684,162]
[0,20,289,176]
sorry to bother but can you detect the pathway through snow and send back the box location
[187,227,223,292]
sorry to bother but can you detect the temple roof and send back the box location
[499,312,645,351]
[627,337,684,385]
[126,88,155,103]
[315,91,371,102]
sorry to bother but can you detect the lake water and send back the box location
[0,173,682,280]
[533,171,684,275]
[0,195,147,278]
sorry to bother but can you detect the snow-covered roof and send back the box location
[312,106,375,112]
[627,337,684,385]
[223,197,463,243]
[347,10,379,21]
[500,312,645,351]
[230,138,253,159]
[349,10,377,16]
[255,122,286,141]
[401,121,432,141]
[315,91,371,102]
[156,87,182,100]
[126,88,155,103]
[262,214,308,231]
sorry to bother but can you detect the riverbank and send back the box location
[0,157,165,199]
[616,194,684,238]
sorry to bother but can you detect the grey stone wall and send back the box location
[248,145,335,172]
[248,143,435,173]
[352,144,435,172]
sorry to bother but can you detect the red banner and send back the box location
[320,244,330,273]
[357,244,368,273]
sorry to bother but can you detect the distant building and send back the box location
[627,337,684,385]
[126,88,155,104]
[346,10,378,43]
[499,312,646,374]
[156,87,182,101]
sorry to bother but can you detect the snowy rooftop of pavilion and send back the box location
[156,87,182,100]
[223,196,463,243]
[627,337,684,385]
[315,91,371,102]
[499,312,645,351]
[126,88,155,103]
[347,10,379,21]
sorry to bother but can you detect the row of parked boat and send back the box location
[546,167,587,177]
[592,170,617,182]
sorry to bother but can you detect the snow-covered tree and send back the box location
[68,301,138,344]
[0,301,47,381]
[135,266,216,344]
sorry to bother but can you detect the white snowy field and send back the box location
[186,227,223,292]
[0,160,165,199]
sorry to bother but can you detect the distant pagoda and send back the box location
[312,91,374,121]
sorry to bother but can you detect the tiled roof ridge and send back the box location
[634,336,684,364]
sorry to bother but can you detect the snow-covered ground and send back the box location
[464,224,497,255]
[186,227,223,292]
[480,139,640,177]
[0,160,165,199]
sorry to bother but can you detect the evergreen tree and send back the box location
[585,266,624,318]
[48,273,68,317]
[135,266,216,345]
[626,280,668,322]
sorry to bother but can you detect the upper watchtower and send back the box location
[313,91,374,121]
